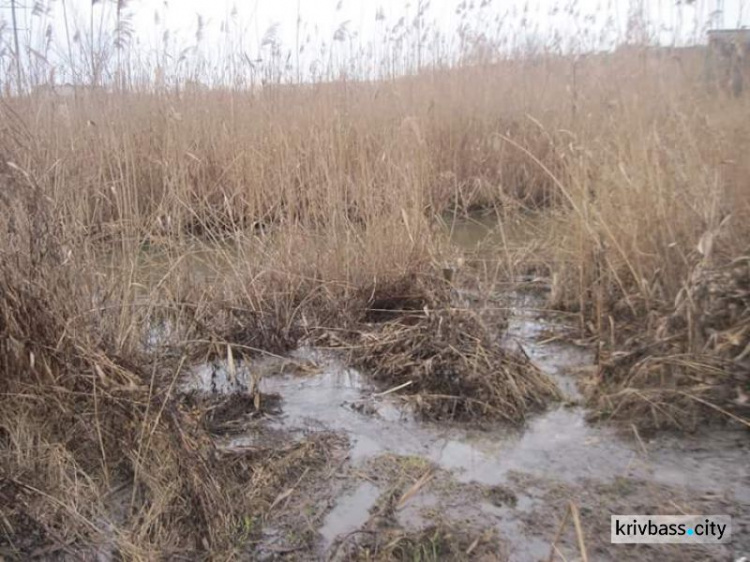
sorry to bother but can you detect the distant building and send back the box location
[706,28,750,96]
[708,29,750,49]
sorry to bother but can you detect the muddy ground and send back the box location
[182,290,750,561]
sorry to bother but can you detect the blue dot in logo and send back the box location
[687,529,694,536]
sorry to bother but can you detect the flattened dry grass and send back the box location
[2,34,750,559]
[0,163,338,559]
[341,525,503,562]
[586,255,750,430]
[350,308,560,423]
[318,276,561,423]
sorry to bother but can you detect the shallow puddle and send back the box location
[183,294,750,559]
[444,211,502,250]
[229,352,746,498]
[319,482,382,548]
[180,217,748,558]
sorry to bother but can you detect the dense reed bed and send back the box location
[1,3,749,555]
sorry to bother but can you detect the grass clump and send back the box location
[1,3,750,555]
[586,255,750,430]
[0,161,336,558]
[323,276,562,423]
[341,525,502,561]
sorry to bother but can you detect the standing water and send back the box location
[182,213,749,561]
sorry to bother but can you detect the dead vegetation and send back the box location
[302,274,559,423]
[327,454,504,562]
[0,161,337,559]
[0,194,239,556]
[183,391,282,436]
[1,5,750,555]
[339,524,503,562]
[587,254,750,430]
[344,304,560,423]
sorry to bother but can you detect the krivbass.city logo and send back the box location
[611,515,732,544]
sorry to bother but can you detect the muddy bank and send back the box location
[183,291,750,561]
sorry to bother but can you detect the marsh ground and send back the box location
[1,38,749,561]
[181,279,748,561]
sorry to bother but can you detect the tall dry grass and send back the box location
[7,47,748,313]
[1,5,750,557]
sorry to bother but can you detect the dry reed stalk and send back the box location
[2,16,750,556]
[319,276,562,422]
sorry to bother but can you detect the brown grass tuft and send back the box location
[587,255,750,430]
[317,276,561,422]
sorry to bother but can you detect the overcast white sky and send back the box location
[58,0,749,45]
[1,0,749,84]
[4,0,748,48]
[131,1,743,35]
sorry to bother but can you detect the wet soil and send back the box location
[174,215,749,561]
[183,291,749,561]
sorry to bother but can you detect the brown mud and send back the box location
[163,215,748,560]
[183,290,749,561]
